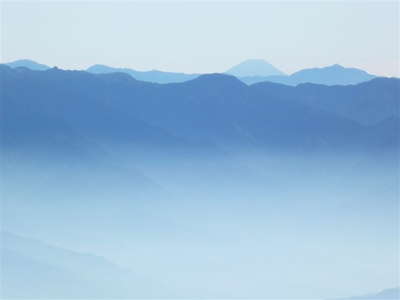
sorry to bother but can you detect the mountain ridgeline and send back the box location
[1,64,399,160]
[240,64,377,85]
[87,64,199,84]
[5,59,380,85]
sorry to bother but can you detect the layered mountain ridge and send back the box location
[5,58,383,86]
[1,64,398,158]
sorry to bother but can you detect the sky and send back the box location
[1,1,399,76]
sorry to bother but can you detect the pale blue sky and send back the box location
[1,1,399,76]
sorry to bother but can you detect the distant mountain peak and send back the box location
[225,59,285,77]
[6,59,50,71]
[9,59,37,64]
[288,64,376,85]
[297,64,371,74]
[328,64,345,69]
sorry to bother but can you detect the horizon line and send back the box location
[2,57,397,78]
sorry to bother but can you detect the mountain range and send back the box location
[1,64,398,160]
[87,64,199,83]
[2,64,398,219]
[1,63,399,299]
[5,58,380,86]
[240,64,376,85]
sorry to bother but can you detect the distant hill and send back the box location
[225,59,285,77]
[289,64,376,85]
[241,65,376,85]
[87,64,199,83]
[5,59,50,70]
[1,231,167,298]
[241,64,376,86]
[336,287,400,299]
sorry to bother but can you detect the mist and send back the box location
[2,148,398,298]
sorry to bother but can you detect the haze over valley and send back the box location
[1,1,399,298]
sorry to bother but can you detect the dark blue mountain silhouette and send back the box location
[0,65,188,196]
[0,65,190,152]
[241,64,376,85]
[251,77,400,125]
[1,64,398,157]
